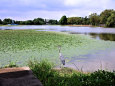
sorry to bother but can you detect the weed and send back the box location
[28,60,115,86]
[4,61,18,68]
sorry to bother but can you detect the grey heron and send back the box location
[58,46,65,66]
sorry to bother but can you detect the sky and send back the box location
[0,0,115,20]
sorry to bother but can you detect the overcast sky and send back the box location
[0,0,115,20]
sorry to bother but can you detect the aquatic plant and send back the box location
[0,30,115,67]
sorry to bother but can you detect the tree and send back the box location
[3,18,12,25]
[0,19,2,24]
[67,17,76,24]
[67,17,82,25]
[100,9,114,24]
[15,21,21,25]
[89,13,100,26]
[20,21,26,25]
[48,20,58,25]
[33,18,45,25]
[106,11,115,27]
[59,15,67,25]
[82,16,90,25]
[25,20,34,25]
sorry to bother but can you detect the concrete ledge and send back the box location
[0,67,30,74]
[0,67,43,86]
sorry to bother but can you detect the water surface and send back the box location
[0,25,115,71]
[1,25,115,41]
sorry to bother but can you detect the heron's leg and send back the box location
[60,62,61,68]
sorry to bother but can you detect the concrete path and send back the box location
[0,67,43,86]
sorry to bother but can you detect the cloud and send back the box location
[64,0,88,6]
[0,0,115,20]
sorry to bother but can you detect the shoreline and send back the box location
[65,25,92,27]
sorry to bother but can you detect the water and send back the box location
[0,25,115,41]
[0,25,115,72]
[70,33,115,41]
[65,49,115,72]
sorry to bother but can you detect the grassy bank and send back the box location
[28,60,115,86]
[0,30,115,67]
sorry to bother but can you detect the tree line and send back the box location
[0,18,58,25]
[0,9,115,27]
[59,9,115,27]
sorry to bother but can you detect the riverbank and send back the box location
[65,25,92,27]
[65,24,115,28]
[28,60,115,86]
[0,60,114,86]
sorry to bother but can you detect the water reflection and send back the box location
[69,32,115,41]
[90,33,115,41]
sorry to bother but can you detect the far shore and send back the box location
[65,25,92,27]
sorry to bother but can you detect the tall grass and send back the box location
[28,60,115,86]
[0,61,18,68]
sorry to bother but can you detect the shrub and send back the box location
[28,60,115,86]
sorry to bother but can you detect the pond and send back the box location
[0,25,115,72]
[0,25,115,41]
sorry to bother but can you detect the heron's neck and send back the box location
[58,48,61,53]
[59,53,62,56]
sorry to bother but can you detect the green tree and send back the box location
[82,16,90,25]
[48,20,58,25]
[3,18,12,25]
[0,19,2,24]
[100,9,114,24]
[33,18,45,25]
[59,15,67,25]
[89,13,100,26]
[25,20,34,25]
[67,17,82,25]
[15,21,21,25]
[20,21,26,25]
[106,11,115,27]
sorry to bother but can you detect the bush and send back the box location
[28,60,115,86]
[28,59,55,85]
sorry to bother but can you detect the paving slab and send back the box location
[0,67,43,86]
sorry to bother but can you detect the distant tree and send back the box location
[82,16,90,25]
[25,20,34,25]
[3,18,12,25]
[59,15,67,25]
[0,19,2,24]
[15,21,21,25]
[33,18,45,25]
[106,11,115,27]
[89,13,100,26]
[48,20,58,25]
[67,17,76,24]
[67,17,82,25]
[76,17,82,24]
[20,21,26,25]
[100,9,114,24]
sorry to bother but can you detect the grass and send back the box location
[4,61,18,68]
[0,30,115,67]
[0,61,18,68]
[28,60,115,86]
[0,29,115,85]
